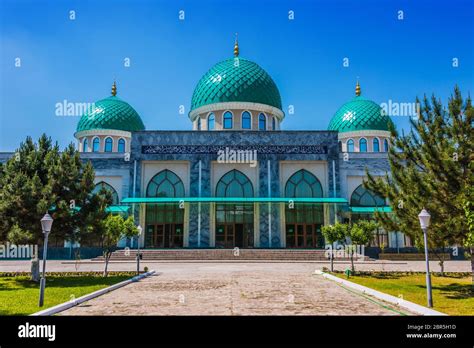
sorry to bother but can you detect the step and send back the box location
[91,249,366,261]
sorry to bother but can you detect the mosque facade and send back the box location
[22,40,415,249]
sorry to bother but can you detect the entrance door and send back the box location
[145,223,183,248]
[215,223,250,248]
[286,224,323,248]
[235,224,244,248]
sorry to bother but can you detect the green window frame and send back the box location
[93,181,119,205]
[350,184,385,207]
[285,169,323,198]
[216,170,254,198]
[146,170,185,198]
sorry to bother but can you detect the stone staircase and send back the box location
[91,249,369,261]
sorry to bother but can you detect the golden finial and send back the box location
[355,79,361,96]
[111,80,117,96]
[234,33,239,57]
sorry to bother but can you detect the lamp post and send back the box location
[38,213,53,307]
[136,225,142,275]
[418,208,433,308]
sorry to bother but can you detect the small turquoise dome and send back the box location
[328,88,393,133]
[190,57,282,112]
[76,85,145,132]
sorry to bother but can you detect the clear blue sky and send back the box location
[1,0,473,151]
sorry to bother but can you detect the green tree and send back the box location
[462,184,474,282]
[347,220,378,272]
[101,215,139,277]
[322,222,348,272]
[365,86,473,280]
[0,135,109,245]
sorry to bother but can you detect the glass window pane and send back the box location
[118,139,125,152]
[347,139,354,152]
[92,138,100,152]
[223,111,233,129]
[259,113,266,130]
[373,138,380,152]
[208,113,215,130]
[104,138,113,152]
[242,111,251,129]
[360,138,367,152]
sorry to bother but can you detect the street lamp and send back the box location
[39,213,53,307]
[418,208,433,308]
[136,225,142,275]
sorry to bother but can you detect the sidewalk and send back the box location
[0,259,470,273]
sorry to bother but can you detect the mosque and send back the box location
[73,39,411,250]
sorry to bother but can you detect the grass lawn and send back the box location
[0,273,134,315]
[334,272,473,315]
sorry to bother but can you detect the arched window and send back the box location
[284,169,324,248]
[197,117,201,130]
[207,113,215,130]
[146,170,185,198]
[215,170,255,248]
[338,141,342,152]
[92,137,100,152]
[145,170,185,248]
[241,111,251,129]
[223,111,233,129]
[83,138,88,152]
[359,138,367,152]
[285,169,323,198]
[93,182,119,205]
[216,170,254,197]
[117,138,126,153]
[104,137,113,152]
[259,113,266,130]
[384,139,389,152]
[347,139,354,152]
[350,184,386,207]
[373,138,380,152]
[272,116,276,130]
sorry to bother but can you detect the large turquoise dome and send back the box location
[328,94,393,133]
[190,57,282,112]
[76,95,145,132]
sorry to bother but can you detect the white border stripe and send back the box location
[31,270,155,316]
[315,271,446,316]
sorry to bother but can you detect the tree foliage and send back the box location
[101,215,139,277]
[365,86,473,250]
[0,134,110,245]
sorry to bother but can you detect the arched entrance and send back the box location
[215,170,254,248]
[145,170,185,248]
[350,184,388,247]
[284,169,324,248]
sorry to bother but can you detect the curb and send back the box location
[315,270,446,316]
[30,270,156,316]
[63,260,408,265]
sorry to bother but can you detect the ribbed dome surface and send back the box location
[190,57,282,112]
[328,96,393,132]
[76,96,145,132]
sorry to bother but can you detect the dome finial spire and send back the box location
[111,80,117,96]
[355,78,361,96]
[234,33,239,57]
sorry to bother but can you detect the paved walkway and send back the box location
[59,263,415,315]
[0,259,470,273]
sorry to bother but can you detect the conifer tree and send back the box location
[0,134,110,245]
[365,86,473,280]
